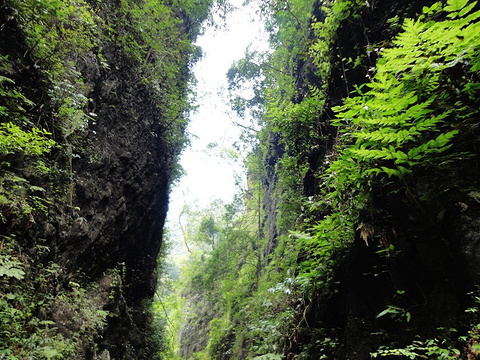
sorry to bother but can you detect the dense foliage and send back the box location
[3,0,480,357]
[0,0,212,357]
[165,0,480,359]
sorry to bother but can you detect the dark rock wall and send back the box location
[68,49,173,357]
[65,49,171,299]
[284,0,480,358]
[0,0,192,357]
[58,28,189,360]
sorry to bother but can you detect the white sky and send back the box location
[165,0,269,249]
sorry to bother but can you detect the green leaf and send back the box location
[0,257,26,280]
[458,2,477,17]
[445,0,470,13]
[0,75,15,84]
[39,347,61,359]
[376,308,393,318]
[471,343,480,352]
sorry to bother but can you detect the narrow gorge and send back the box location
[1,0,480,359]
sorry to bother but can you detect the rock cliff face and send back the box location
[69,47,173,300]
[66,42,175,359]
[0,0,202,357]
[281,0,480,358]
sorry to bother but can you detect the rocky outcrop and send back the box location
[0,0,199,357]
[69,45,175,359]
[285,0,480,358]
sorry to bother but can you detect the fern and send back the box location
[295,0,480,289]
[332,0,480,183]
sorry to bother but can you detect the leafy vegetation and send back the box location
[332,0,480,181]
[3,0,480,356]
[164,0,480,359]
[0,236,109,358]
[1,0,214,357]
[160,196,299,359]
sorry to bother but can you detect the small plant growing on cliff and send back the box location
[371,339,461,359]
[0,236,110,358]
[331,0,480,186]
